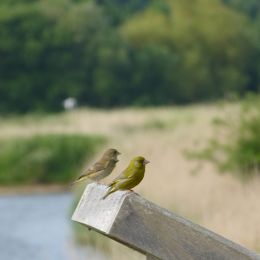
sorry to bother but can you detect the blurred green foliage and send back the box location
[222,0,260,19]
[225,95,260,177]
[0,134,105,184]
[0,0,259,113]
[190,95,260,180]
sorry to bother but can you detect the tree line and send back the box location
[0,0,259,113]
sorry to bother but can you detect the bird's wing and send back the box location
[120,166,138,179]
[83,160,110,176]
[71,160,110,185]
[109,167,137,186]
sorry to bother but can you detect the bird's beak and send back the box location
[117,151,121,155]
[144,159,150,165]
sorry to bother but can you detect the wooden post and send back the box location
[72,183,260,260]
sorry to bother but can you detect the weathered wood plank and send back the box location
[72,183,260,260]
[146,254,160,260]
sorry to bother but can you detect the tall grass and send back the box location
[1,104,260,258]
[0,134,105,184]
[188,95,260,179]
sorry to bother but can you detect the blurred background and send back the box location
[0,0,260,259]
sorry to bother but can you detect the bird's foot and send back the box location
[127,190,140,196]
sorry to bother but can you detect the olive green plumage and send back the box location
[102,156,149,199]
[71,148,120,185]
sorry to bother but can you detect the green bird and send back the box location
[71,148,121,185]
[102,156,149,199]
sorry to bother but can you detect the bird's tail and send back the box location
[70,174,87,186]
[102,186,116,200]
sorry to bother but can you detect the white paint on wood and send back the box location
[72,183,129,233]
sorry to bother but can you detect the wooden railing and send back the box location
[72,183,260,260]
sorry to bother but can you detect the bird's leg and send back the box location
[128,190,140,196]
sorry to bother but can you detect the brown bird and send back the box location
[71,148,120,185]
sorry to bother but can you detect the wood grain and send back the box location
[72,183,260,260]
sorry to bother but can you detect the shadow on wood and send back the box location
[72,183,260,260]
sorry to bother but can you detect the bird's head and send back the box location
[105,148,121,161]
[132,156,150,168]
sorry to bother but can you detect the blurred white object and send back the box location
[63,97,77,110]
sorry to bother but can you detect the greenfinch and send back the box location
[102,156,149,199]
[71,148,120,185]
